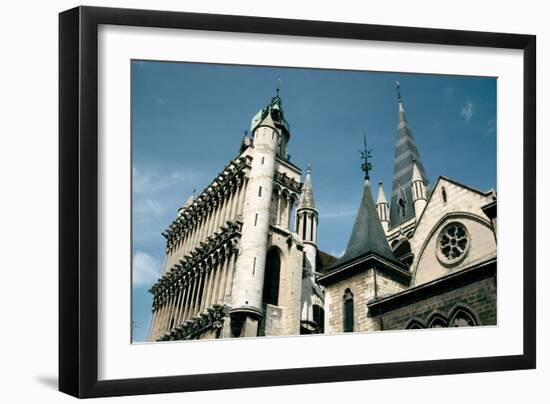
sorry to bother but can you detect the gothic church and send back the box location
[146,85,497,342]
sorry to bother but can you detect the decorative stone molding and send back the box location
[162,156,252,245]
[273,171,302,194]
[149,221,242,303]
[157,304,230,341]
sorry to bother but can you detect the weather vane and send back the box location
[360,133,373,180]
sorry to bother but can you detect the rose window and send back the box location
[437,222,470,265]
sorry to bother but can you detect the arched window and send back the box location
[343,289,354,332]
[398,198,406,218]
[428,314,448,328]
[450,308,477,327]
[262,249,281,306]
[406,320,424,329]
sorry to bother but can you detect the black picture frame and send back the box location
[59,5,536,398]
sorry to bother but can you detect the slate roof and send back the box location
[329,180,398,270]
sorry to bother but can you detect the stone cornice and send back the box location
[317,252,410,286]
[367,258,496,315]
[273,171,302,195]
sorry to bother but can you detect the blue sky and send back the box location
[131,61,496,342]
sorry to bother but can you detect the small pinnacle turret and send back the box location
[297,163,318,245]
[298,163,316,210]
[411,158,428,219]
[376,182,390,233]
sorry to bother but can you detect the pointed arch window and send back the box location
[428,314,448,328]
[343,289,354,332]
[398,198,407,218]
[450,308,477,327]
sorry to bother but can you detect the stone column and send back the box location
[173,282,185,328]
[185,273,198,320]
[181,276,194,322]
[193,269,205,317]
[286,197,292,230]
[229,182,239,221]
[174,282,185,325]
[212,195,222,232]
[210,252,228,304]
[224,249,237,300]
[276,192,282,226]
[159,293,170,335]
[201,263,213,313]
[237,177,248,218]
[224,188,233,225]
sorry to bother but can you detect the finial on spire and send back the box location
[276,77,282,97]
[360,133,373,180]
[396,80,402,102]
[306,163,312,175]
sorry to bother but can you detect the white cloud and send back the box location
[133,167,202,194]
[329,249,345,258]
[319,203,357,219]
[460,100,474,122]
[154,96,166,105]
[134,198,165,218]
[133,251,162,286]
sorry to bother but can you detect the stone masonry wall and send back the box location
[324,266,408,334]
[377,276,497,330]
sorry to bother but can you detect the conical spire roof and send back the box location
[298,164,316,209]
[376,182,388,205]
[332,179,396,268]
[389,83,428,227]
[411,158,423,183]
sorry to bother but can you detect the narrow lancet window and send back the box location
[343,289,354,332]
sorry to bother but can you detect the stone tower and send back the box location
[229,92,303,338]
[296,164,318,275]
[389,83,428,228]
[147,91,303,342]
[296,164,323,333]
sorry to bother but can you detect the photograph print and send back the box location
[131,61,497,343]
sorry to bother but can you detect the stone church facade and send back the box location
[146,86,497,342]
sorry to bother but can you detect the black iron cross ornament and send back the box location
[360,133,373,180]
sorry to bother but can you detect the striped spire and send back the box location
[389,82,428,227]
